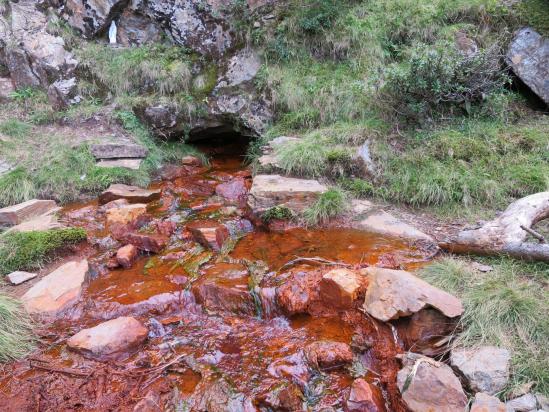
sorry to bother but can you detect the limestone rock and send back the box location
[217,48,262,88]
[303,341,353,370]
[47,77,81,110]
[22,260,88,315]
[99,184,161,205]
[7,271,37,285]
[116,244,139,269]
[505,393,537,411]
[397,354,467,412]
[67,316,148,360]
[345,378,383,412]
[355,209,434,243]
[0,199,57,226]
[248,175,327,214]
[319,268,365,309]
[91,143,148,160]
[450,346,510,395]
[96,159,143,170]
[470,393,506,412]
[362,267,463,321]
[186,220,230,251]
[106,203,147,226]
[506,28,549,105]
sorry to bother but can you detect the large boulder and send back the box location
[248,175,328,215]
[67,316,148,360]
[397,354,468,412]
[506,28,549,105]
[362,267,463,322]
[0,199,57,226]
[47,77,81,110]
[117,8,162,46]
[450,346,511,395]
[21,260,88,315]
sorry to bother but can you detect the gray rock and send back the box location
[63,0,128,38]
[354,209,434,243]
[117,9,161,46]
[91,143,148,159]
[506,27,549,105]
[536,393,549,411]
[217,48,262,88]
[450,346,510,395]
[505,393,538,411]
[4,48,41,89]
[47,77,81,110]
[7,271,37,285]
[0,77,15,102]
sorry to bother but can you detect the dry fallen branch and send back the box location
[520,225,546,243]
[441,192,549,262]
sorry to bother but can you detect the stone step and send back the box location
[96,158,143,170]
[0,199,57,226]
[90,143,148,159]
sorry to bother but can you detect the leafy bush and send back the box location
[303,188,348,225]
[0,228,87,275]
[0,294,35,362]
[384,43,509,123]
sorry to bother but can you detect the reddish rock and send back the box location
[186,220,230,251]
[116,244,139,269]
[258,382,304,411]
[107,257,120,269]
[106,203,147,226]
[67,316,148,360]
[124,233,168,253]
[345,379,383,412]
[159,164,186,180]
[470,393,506,412]
[154,220,176,237]
[276,269,322,315]
[215,178,248,201]
[99,184,161,205]
[319,268,366,309]
[101,198,129,210]
[181,155,202,166]
[303,341,353,370]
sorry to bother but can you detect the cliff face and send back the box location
[0,0,277,140]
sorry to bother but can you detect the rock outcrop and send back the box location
[362,267,463,321]
[22,260,88,315]
[450,346,510,395]
[67,316,148,360]
[506,28,549,105]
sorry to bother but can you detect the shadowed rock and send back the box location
[99,184,161,205]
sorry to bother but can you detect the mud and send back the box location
[0,140,436,411]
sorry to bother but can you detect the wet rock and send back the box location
[450,346,510,395]
[99,184,161,205]
[181,155,202,166]
[91,143,148,160]
[124,233,168,253]
[276,270,322,316]
[396,308,458,357]
[154,220,176,237]
[248,174,328,214]
[506,28,549,105]
[67,316,148,360]
[215,178,248,202]
[470,392,506,412]
[106,203,147,226]
[63,0,128,38]
[345,378,382,412]
[505,393,537,411]
[7,271,37,285]
[303,341,353,370]
[22,260,88,315]
[186,220,230,251]
[133,390,161,412]
[47,77,81,110]
[362,267,463,322]
[0,199,57,226]
[397,354,467,412]
[258,381,304,411]
[116,244,139,269]
[191,378,250,412]
[354,209,434,243]
[319,268,365,310]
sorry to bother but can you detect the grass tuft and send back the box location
[0,168,36,208]
[262,206,295,223]
[0,293,35,362]
[420,257,549,396]
[0,228,87,275]
[303,188,348,225]
[0,119,32,138]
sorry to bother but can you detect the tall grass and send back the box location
[0,293,35,362]
[0,168,36,208]
[303,188,348,225]
[420,257,549,396]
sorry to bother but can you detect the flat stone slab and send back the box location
[96,158,143,170]
[9,213,63,232]
[355,209,433,243]
[0,199,57,226]
[90,143,148,159]
[67,316,148,360]
[7,271,37,285]
[248,174,327,214]
[99,184,161,205]
[22,260,88,316]
[363,267,463,321]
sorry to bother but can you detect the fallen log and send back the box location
[440,192,549,262]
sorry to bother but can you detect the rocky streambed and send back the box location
[0,143,495,411]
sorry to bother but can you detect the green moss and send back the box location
[339,178,374,198]
[262,206,295,222]
[0,228,87,275]
[0,294,35,362]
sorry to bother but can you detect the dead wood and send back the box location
[441,192,549,262]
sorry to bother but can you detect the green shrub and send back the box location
[303,188,348,225]
[297,0,341,34]
[0,119,31,138]
[0,293,35,362]
[0,168,36,208]
[262,206,295,222]
[339,178,375,198]
[0,228,87,275]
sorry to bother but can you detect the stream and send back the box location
[0,140,434,411]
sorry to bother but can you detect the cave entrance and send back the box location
[189,126,254,166]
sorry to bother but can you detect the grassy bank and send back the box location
[420,257,549,397]
[0,293,35,362]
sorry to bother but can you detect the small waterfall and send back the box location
[259,287,278,319]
